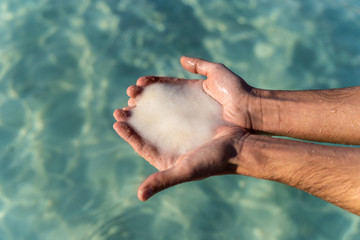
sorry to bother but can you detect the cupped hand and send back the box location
[124,57,255,128]
[113,108,249,200]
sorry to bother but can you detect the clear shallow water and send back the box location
[0,0,360,239]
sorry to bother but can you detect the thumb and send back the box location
[180,56,218,77]
[137,166,191,201]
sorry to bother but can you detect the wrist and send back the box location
[248,88,287,135]
[237,134,302,182]
[233,134,269,179]
[247,88,268,132]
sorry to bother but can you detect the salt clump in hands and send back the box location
[128,82,224,157]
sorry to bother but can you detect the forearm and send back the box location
[237,134,360,215]
[249,87,360,144]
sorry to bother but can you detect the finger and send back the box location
[113,121,142,147]
[137,166,191,201]
[136,76,158,86]
[122,106,133,111]
[113,121,158,160]
[180,56,224,77]
[113,109,131,122]
[128,98,136,107]
[126,85,143,98]
[136,76,191,87]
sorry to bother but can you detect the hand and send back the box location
[124,57,255,129]
[180,56,255,129]
[113,111,249,200]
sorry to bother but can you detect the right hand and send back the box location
[180,56,256,129]
[114,106,252,201]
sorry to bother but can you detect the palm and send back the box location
[176,126,249,179]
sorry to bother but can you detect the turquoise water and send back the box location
[0,0,360,239]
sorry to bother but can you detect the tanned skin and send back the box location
[113,57,360,215]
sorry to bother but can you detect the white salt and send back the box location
[128,82,224,156]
